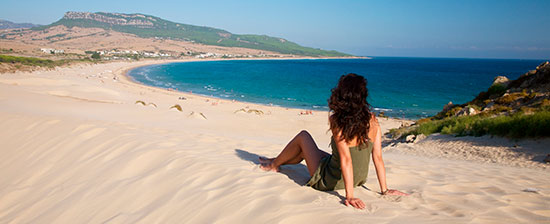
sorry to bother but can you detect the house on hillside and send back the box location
[40,48,64,54]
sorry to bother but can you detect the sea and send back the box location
[128,57,545,119]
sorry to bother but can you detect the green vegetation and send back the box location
[45,33,67,40]
[0,54,59,67]
[0,48,14,53]
[0,54,93,70]
[487,84,507,96]
[392,61,550,140]
[390,107,550,139]
[91,52,101,59]
[37,12,350,57]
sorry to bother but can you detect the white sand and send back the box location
[0,60,549,223]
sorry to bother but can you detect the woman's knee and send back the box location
[298,130,312,139]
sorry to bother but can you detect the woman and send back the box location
[260,73,407,209]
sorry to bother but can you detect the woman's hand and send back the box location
[344,197,365,209]
[383,189,409,196]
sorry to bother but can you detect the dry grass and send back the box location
[234,108,264,115]
[135,100,157,108]
[170,104,183,112]
[135,100,146,106]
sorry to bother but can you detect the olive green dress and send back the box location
[306,137,373,191]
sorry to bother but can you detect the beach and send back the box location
[1,59,549,223]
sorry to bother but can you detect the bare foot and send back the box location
[259,160,280,172]
[259,156,274,163]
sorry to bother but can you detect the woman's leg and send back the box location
[260,130,329,176]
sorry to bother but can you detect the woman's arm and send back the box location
[371,122,388,193]
[332,130,366,209]
[371,117,408,196]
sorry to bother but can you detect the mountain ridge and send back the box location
[0,19,40,29]
[37,11,349,57]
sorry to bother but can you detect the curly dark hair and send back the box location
[328,73,372,145]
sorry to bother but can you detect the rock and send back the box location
[509,61,550,91]
[405,135,415,143]
[492,76,510,87]
[455,106,478,116]
[544,154,550,163]
[442,101,454,112]
[413,134,426,143]
[468,107,478,115]
[536,61,549,70]
[483,102,495,111]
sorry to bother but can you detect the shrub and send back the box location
[467,104,481,111]
[496,93,523,104]
[393,109,550,139]
[445,106,462,117]
[91,52,101,59]
[0,54,55,67]
[416,117,432,124]
[0,54,93,71]
[487,84,507,97]
[492,105,513,113]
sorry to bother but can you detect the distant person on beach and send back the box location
[260,73,408,209]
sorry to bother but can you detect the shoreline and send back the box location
[120,57,415,121]
[119,57,329,115]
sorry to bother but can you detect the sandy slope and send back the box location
[0,25,287,57]
[0,60,548,223]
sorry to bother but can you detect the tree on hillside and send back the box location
[91,52,100,59]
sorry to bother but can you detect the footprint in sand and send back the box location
[188,111,207,120]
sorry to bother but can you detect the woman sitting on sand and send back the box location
[260,73,407,209]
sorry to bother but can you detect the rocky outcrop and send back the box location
[433,61,550,119]
[508,61,550,93]
[63,12,155,28]
[455,106,479,116]
[492,76,510,87]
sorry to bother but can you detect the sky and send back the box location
[2,0,549,59]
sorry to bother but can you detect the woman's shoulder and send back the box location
[368,113,380,139]
[369,112,380,128]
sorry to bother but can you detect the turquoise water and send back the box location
[128,57,544,119]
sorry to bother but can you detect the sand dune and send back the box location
[0,60,548,223]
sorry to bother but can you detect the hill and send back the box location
[436,61,550,119]
[0,19,40,29]
[37,12,349,57]
[391,61,550,139]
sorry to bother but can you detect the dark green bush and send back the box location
[91,52,101,59]
[487,84,507,97]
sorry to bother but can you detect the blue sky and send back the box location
[2,0,549,59]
